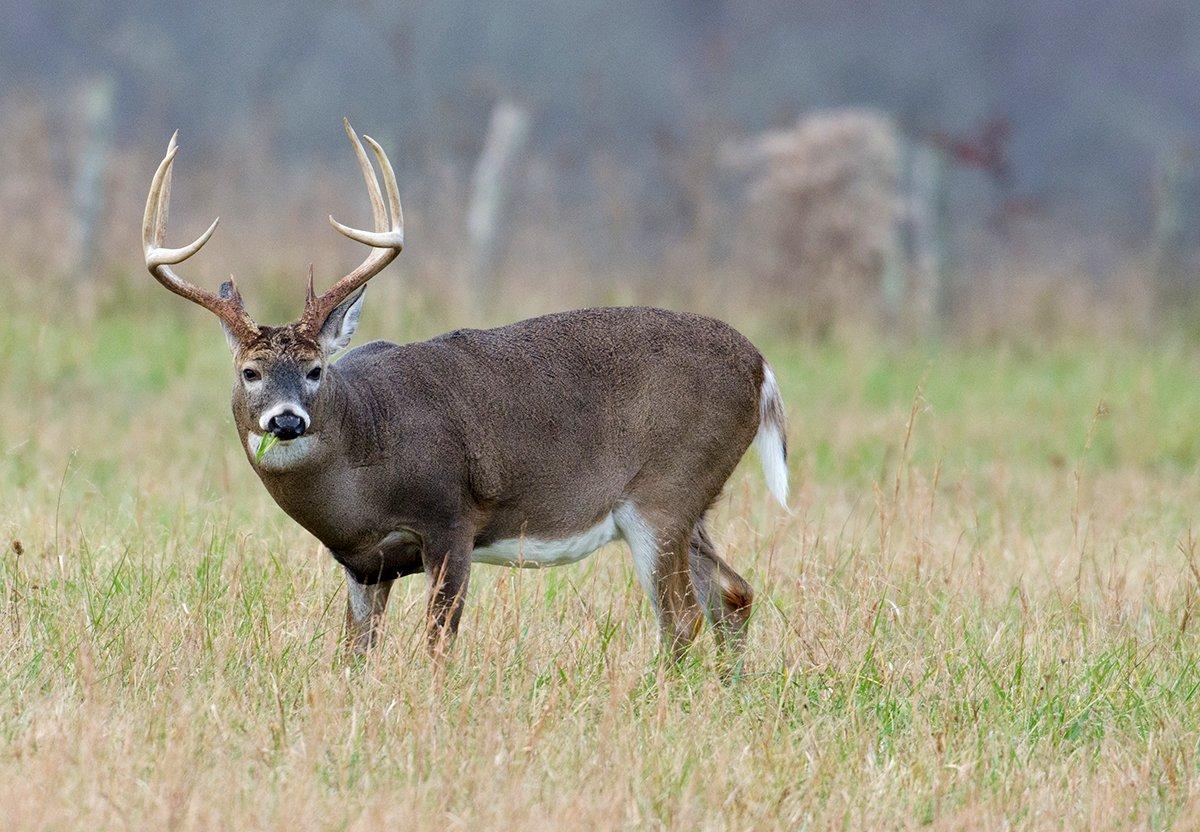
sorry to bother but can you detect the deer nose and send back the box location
[267,412,306,440]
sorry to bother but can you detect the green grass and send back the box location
[4,296,1200,829]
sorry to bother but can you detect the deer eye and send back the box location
[242,367,260,382]
[307,366,322,382]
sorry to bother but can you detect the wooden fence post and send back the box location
[1153,146,1200,307]
[465,100,530,306]
[70,76,115,306]
[905,140,949,329]
[879,122,907,329]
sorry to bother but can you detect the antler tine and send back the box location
[364,134,404,237]
[153,130,177,247]
[142,133,258,343]
[301,120,405,334]
[327,122,405,248]
[342,118,388,233]
[141,141,176,256]
[143,142,221,268]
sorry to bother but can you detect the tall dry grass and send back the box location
[5,87,1200,830]
[5,287,1200,828]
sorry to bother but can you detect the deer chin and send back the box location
[247,432,318,472]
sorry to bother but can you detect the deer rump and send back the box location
[283,306,785,585]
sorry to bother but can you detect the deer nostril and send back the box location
[267,413,305,440]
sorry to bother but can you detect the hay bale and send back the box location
[727,109,903,330]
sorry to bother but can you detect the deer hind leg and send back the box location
[688,520,754,659]
[615,503,704,661]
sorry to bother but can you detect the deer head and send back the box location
[141,119,404,463]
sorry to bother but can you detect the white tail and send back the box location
[755,363,789,508]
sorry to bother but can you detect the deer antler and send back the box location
[298,118,404,335]
[142,132,259,343]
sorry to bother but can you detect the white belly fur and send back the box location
[472,513,619,567]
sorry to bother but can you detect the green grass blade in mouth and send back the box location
[255,433,280,462]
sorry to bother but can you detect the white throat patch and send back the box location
[247,432,317,472]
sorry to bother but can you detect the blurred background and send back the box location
[3,0,1200,336]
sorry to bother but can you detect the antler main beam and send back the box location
[299,119,405,335]
[142,132,258,343]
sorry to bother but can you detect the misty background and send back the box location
[4,0,1199,332]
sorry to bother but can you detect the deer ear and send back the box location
[318,287,366,354]
[221,322,242,354]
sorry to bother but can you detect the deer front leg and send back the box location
[421,525,473,657]
[344,568,393,654]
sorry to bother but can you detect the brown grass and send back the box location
[4,285,1200,828]
[5,88,1200,830]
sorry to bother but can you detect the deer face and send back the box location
[229,290,366,470]
[234,327,322,440]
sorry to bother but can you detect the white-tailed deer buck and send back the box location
[142,120,788,659]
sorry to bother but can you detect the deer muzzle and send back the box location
[266,410,308,441]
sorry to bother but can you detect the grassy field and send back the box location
[5,290,1200,829]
